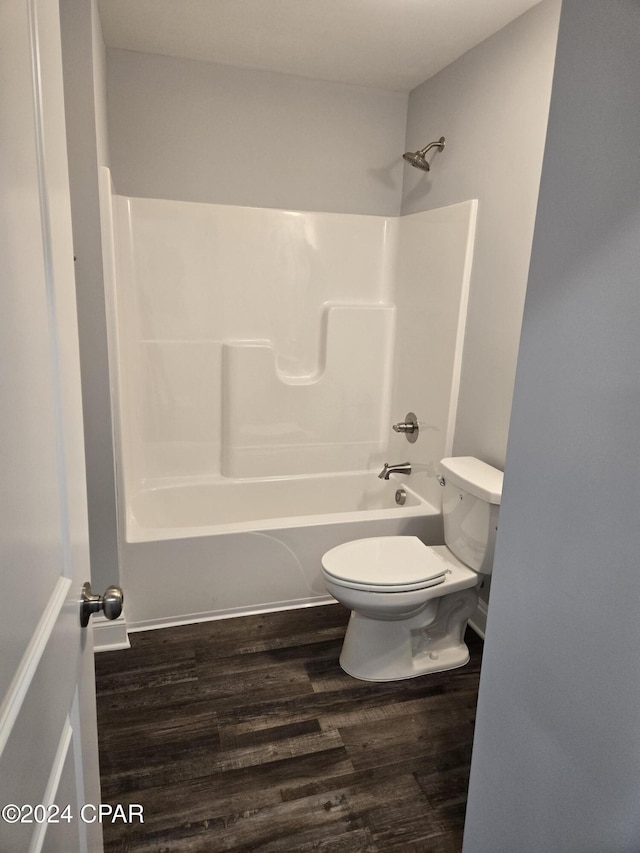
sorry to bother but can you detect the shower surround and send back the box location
[100,169,477,630]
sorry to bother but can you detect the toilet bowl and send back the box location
[321,457,503,681]
[321,536,479,680]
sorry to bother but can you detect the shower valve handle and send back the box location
[393,422,416,434]
[392,412,419,443]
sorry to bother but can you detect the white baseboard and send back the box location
[93,596,482,648]
[126,595,336,634]
[93,612,130,653]
[469,598,488,640]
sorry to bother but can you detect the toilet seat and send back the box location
[321,536,464,593]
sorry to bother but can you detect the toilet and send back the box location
[321,457,503,681]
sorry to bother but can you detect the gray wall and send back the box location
[402,0,561,468]
[106,50,408,216]
[464,2,640,850]
[60,0,119,593]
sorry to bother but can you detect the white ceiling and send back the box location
[97,0,542,93]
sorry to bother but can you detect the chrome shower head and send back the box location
[403,136,445,171]
[403,150,431,171]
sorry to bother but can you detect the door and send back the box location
[1,0,103,851]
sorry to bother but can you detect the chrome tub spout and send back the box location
[378,462,411,480]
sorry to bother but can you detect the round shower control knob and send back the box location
[392,412,419,443]
[80,581,124,627]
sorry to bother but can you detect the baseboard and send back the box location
[94,594,481,647]
[126,595,337,634]
[468,599,488,640]
[93,611,130,653]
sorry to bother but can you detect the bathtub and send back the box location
[120,473,443,631]
[127,471,433,541]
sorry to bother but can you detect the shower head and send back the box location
[403,136,445,171]
[402,150,432,171]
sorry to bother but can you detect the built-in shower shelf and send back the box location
[221,304,395,478]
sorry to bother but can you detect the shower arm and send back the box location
[416,137,446,156]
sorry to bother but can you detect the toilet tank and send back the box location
[439,457,503,574]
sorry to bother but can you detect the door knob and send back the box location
[80,581,124,627]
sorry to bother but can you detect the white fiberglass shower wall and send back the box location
[100,168,476,629]
[115,193,397,489]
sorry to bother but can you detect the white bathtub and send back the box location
[127,471,431,542]
[120,473,443,630]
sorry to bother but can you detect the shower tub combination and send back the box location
[99,168,477,632]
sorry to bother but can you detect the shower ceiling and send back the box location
[96,0,542,93]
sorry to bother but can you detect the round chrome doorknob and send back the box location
[80,581,124,627]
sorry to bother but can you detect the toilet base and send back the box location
[338,587,478,681]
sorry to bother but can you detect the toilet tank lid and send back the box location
[439,457,503,504]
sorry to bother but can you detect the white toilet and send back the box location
[321,457,503,681]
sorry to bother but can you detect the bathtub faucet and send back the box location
[378,462,411,480]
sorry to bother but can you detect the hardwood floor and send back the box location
[95,604,483,852]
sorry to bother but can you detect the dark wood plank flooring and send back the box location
[95,604,483,852]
